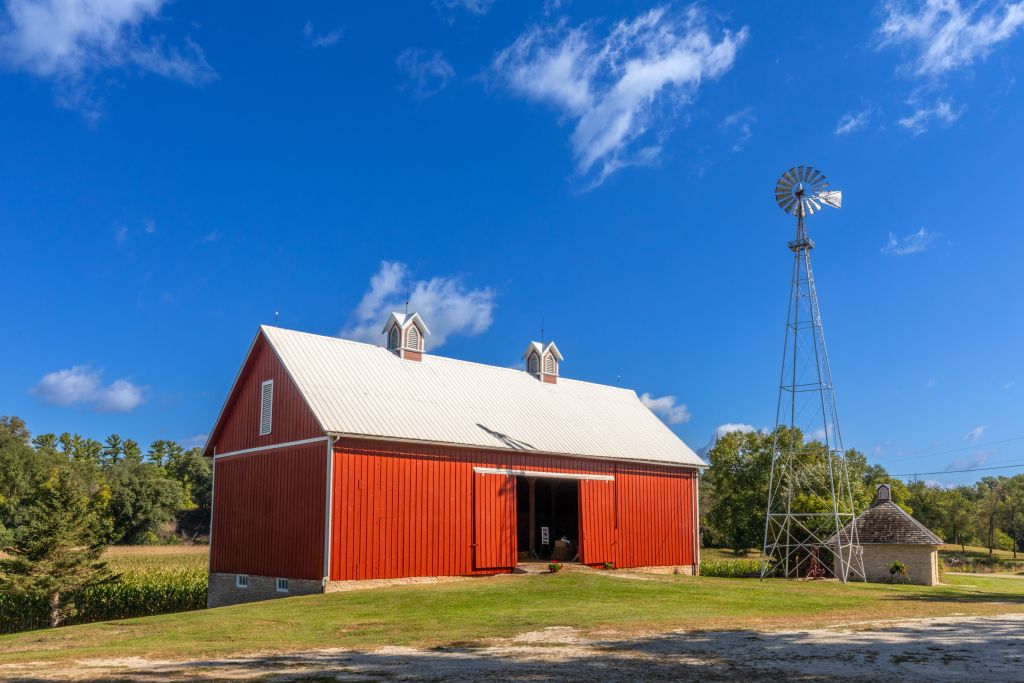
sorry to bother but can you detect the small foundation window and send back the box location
[276,578,289,593]
[235,574,249,589]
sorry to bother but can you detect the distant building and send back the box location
[831,484,943,585]
[203,314,706,607]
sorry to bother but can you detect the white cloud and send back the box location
[491,6,748,186]
[143,217,156,234]
[697,422,755,456]
[303,20,342,48]
[435,0,494,16]
[964,424,987,442]
[720,107,754,151]
[32,365,146,412]
[396,48,455,99]
[199,229,220,244]
[1005,380,1016,389]
[339,261,495,349]
[878,0,1024,76]
[881,227,936,255]
[0,0,215,114]
[544,0,569,15]
[946,448,994,470]
[897,98,962,134]
[184,433,208,448]
[834,107,875,135]
[639,392,692,425]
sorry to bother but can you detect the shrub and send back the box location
[602,562,614,570]
[548,562,562,573]
[888,560,910,584]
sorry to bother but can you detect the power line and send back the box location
[889,462,1024,478]
[879,434,1024,464]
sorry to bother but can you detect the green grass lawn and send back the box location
[2,571,1022,665]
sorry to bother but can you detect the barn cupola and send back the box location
[523,341,563,384]
[382,312,430,361]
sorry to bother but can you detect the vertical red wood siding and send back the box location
[208,334,321,456]
[329,438,697,580]
[473,472,517,569]
[578,479,616,564]
[210,442,327,579]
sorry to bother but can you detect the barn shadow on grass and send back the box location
[8,615,1024,682]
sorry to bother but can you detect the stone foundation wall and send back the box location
[207,572,324,608]
[835,545,939,586]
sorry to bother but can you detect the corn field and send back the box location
[0,547,208,635]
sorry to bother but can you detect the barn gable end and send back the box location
[204,331,324,457]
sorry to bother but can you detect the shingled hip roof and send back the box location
[829,500,943,546]
[258,326,706,468]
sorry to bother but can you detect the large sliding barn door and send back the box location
[473,472,517,569]
[579,479,616,565]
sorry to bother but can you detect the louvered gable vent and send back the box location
[388,325,400,351]
[407,325,420,350]
[259,380,273,436]
[544,352,556,375]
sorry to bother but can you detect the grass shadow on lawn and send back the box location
[6,614,1023,682]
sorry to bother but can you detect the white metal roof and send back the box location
[261,326,705,468]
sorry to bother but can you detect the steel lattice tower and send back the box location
[760,166,865,583]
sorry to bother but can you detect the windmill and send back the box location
[760,166,865,583]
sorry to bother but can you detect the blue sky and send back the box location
[2,0,1022,485]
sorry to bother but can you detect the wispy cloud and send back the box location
[396,49,455,99]
[878,0,1024,76]
[0,0,215,117]
[303,21,343,48]
[184,433,208,448]
[339,261,495,349]
[881,227,936,255]
[834,107,875,135]
[435,0,495,17]
[544,0,569,15]
[639,393,692,425]
[32,365,147,412]
[720,107,754,151]
[143,218,156,234]
[898,98,962,134]
[199,230,221,244]
[490,6,748,187]
[946,448,994,470]
[965,425,987,442]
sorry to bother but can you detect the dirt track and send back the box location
[3,614,1023,682]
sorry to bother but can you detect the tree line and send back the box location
[0,415,210,549]
[701,426,1024,559]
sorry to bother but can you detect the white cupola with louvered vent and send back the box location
[523,340,563,384]
[382,312,430,361]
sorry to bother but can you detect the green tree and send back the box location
[31,433,58,452]
[975,477,1007,559]
[164,446,213,539]
[0,467,112,627]
[0,416,30,441]
[703,428,779,553]
[1003,476,1024,558]
[101,434,124,466]
[146,440,184,468]
[106,460,187,544]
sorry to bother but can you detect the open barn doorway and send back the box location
[515,476,580,562]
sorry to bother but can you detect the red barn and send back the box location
[204,314,706,606]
